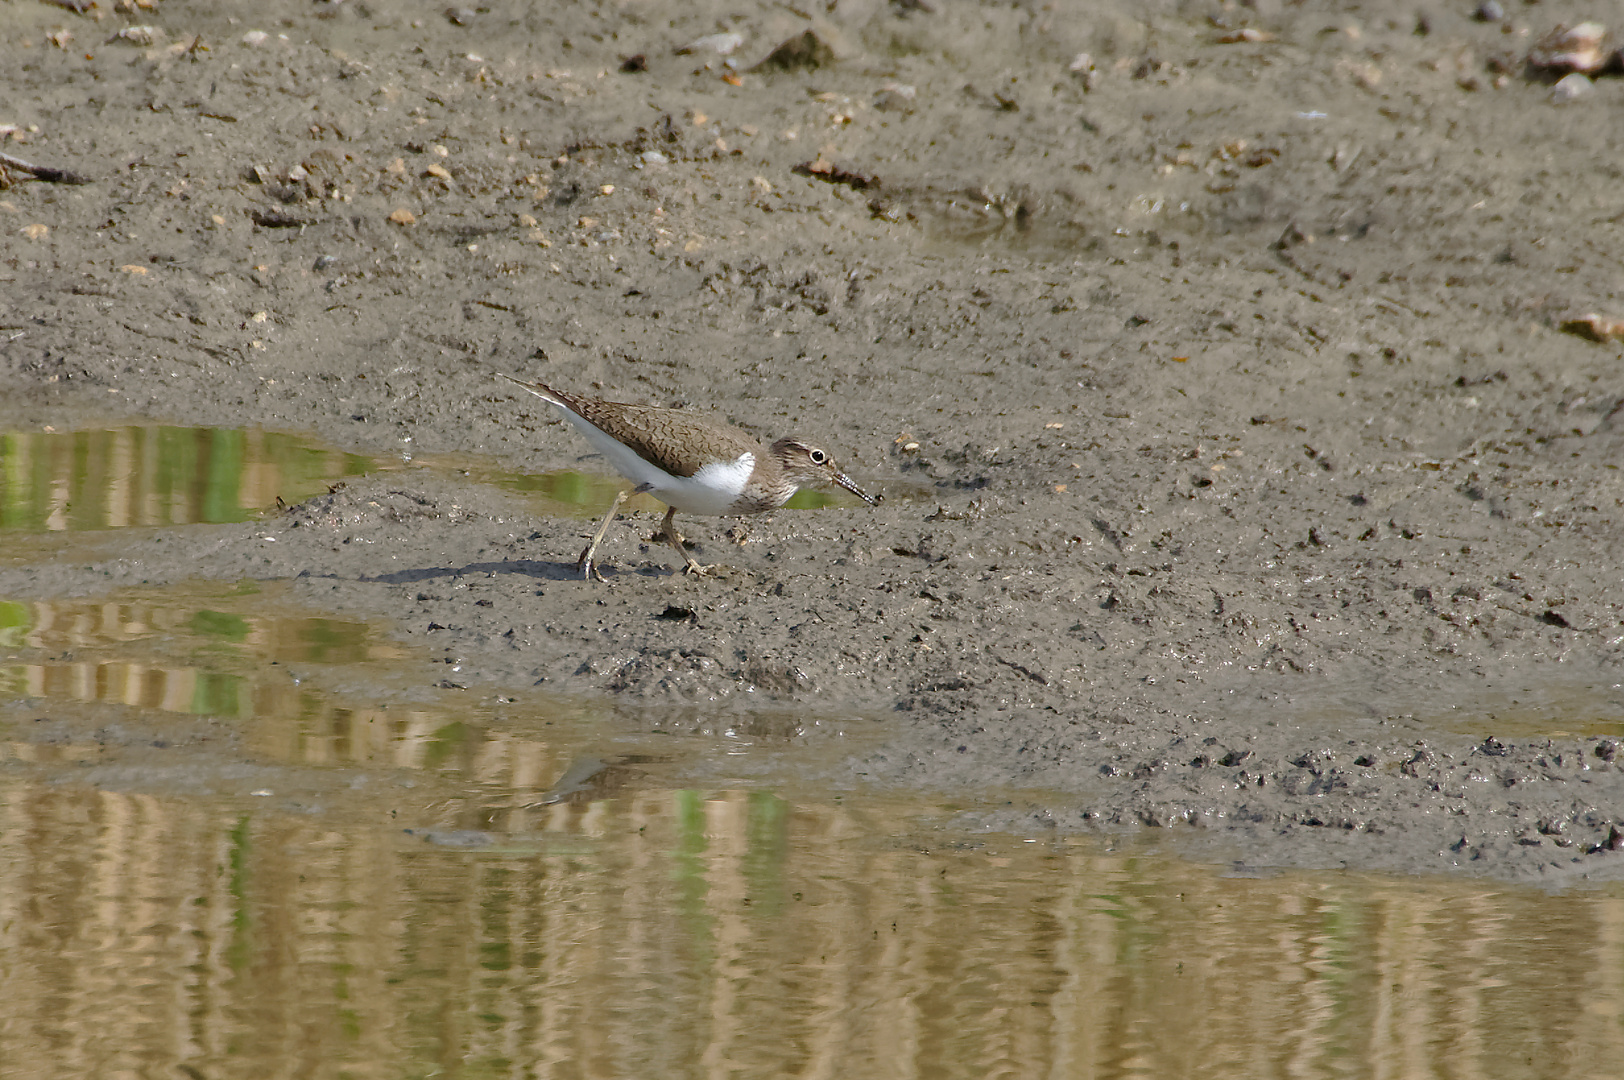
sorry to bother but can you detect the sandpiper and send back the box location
[497,373,881,580]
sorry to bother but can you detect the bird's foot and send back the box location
[577,547,612,584]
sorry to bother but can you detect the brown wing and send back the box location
[559,392,765,479]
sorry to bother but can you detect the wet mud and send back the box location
[5,0,1624,881]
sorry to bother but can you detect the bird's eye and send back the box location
[809,449,827,464]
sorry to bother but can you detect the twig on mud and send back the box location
[0,151,93,186]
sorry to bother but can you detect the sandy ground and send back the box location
[4,0,1624,880]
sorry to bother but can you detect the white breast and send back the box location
[657,454,756,515]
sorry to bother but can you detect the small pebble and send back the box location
[677,31,744,56]
[1560,313,1624,341]
[1552,72,1591,103]
[1472,0,1503,23]
[1528,22,1613,74]
[1069,52,1098,90]
[113,26,159,46]
[313,254,339,271]
[873,82,917,112]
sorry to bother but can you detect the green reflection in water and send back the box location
[0,426,377,531]
[191,670,244,717]
[0,600,27,649]
[424,721,471,770]
[225,813,253,976]
[0,590,404,728]
[743,791,790,916]
[1,587,1623,1078]
[673,788,716,968]
[189,609,250,643]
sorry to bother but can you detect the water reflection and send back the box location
[0,591,402,734]
[1439,680,1624,740]
[0,426,378,531]
[0,778,1621,1080]
[0,590,820,775]
[3,588,1624,1077]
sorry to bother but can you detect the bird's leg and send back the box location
[578,488,629,582]
[659,506,707,576]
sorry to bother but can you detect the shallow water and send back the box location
[2,755,1623,1079]
[0,426,377,532]
[4,427,1624,1078]
[1,581,1621,1079]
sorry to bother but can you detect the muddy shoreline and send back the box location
[4,0,1624,882]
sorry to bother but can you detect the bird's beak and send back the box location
[832,471,881,506]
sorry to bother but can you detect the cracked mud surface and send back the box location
[4,0,1624,881]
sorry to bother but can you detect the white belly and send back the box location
[649,456,757,514]
[559,410,755,516]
